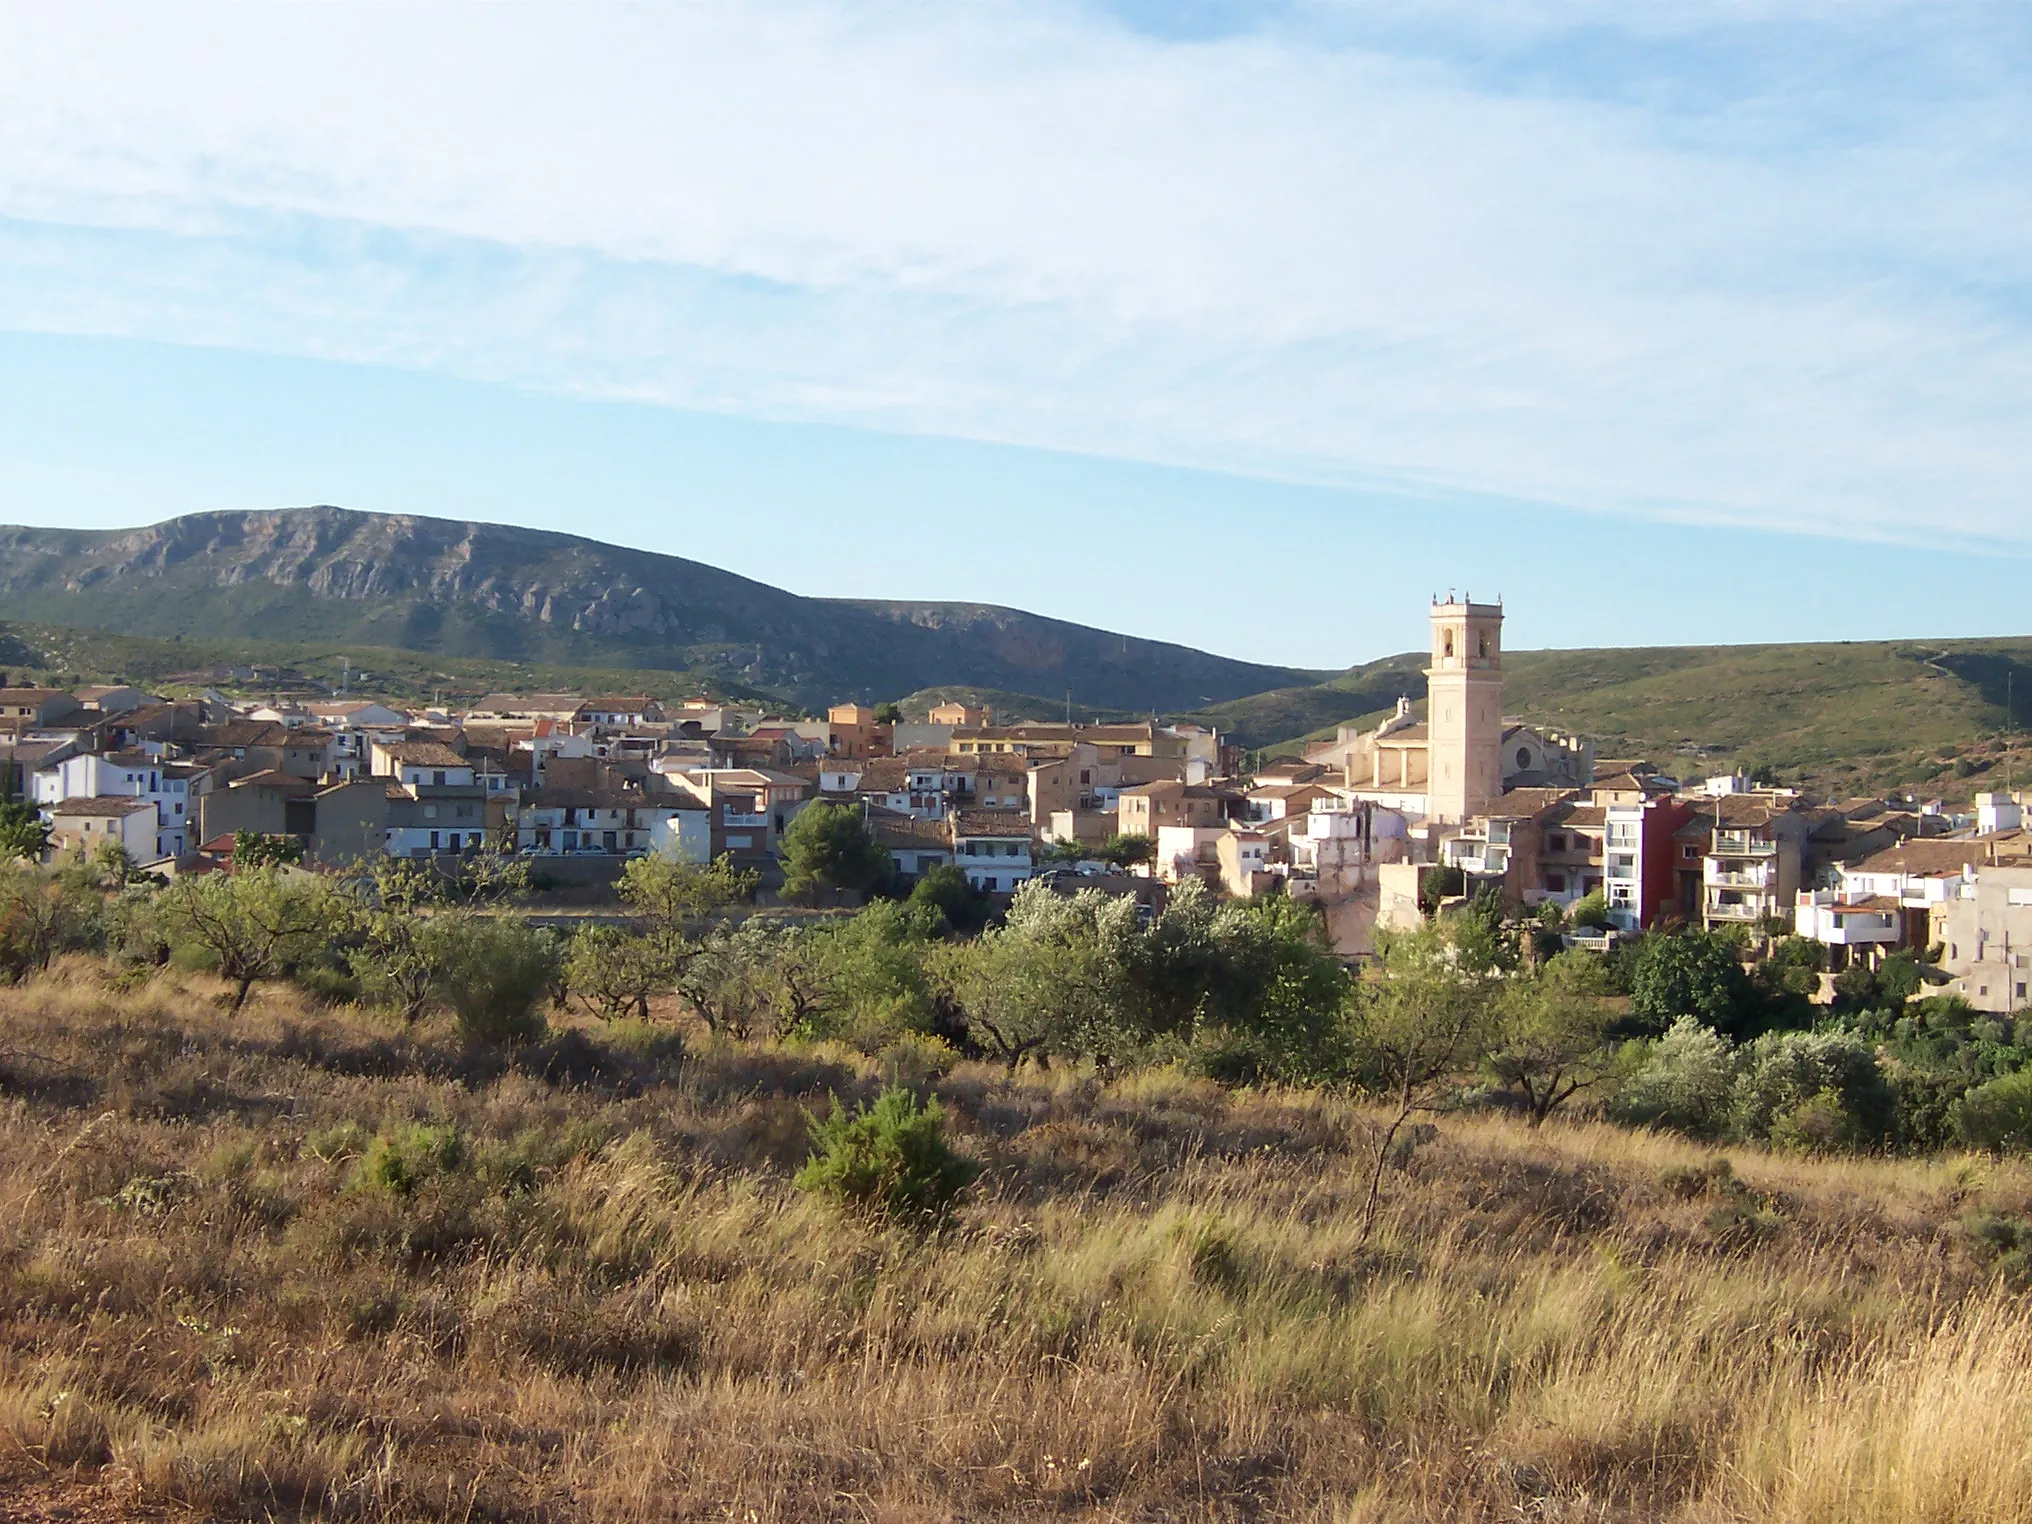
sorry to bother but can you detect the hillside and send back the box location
[0,620,782,714]
[4,965,2032,1522]
[1214,639,2031,798]
[0,509,1312,714]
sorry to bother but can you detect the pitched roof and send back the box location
[1547,803,1607,829]
[1118,780,1185,799]
[850,758,913,793]
[1490,786,1581,820]
[49,795,157,817]
[228,769,318,794]
[865,808,951,850]
[200,720,305,748]
[1849,838,1992,877]
[1590,771,1657,795]
[1247,783,1330,801]
[953,808,1033,838]
[378,741,469,767]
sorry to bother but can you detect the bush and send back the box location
[1611,1017,1741,1137]
[0,863,103,980]
[1568,889,1612,931]
[1768,1088,1858,1155]
[1957,1068,2032,1154]
[907,863,991,936]
[355,1124,466,1196]
[794,1086,980,1221]
[437,917,558,1046]
[1731,1029,1895,1149]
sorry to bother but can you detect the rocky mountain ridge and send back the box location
[0,508,1314,711]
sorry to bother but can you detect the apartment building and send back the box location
[1934,867,2032,1014]
[1701,799,1809,930]
[1602,796,1697,931]
[1117,780,1242,839]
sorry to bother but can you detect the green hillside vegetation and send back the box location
[1234,638,2031,800]
[0,620,775,713]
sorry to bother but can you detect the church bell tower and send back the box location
[1426,595,1503,823]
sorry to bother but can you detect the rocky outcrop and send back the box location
[0,507,1307,712]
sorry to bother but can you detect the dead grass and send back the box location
[2,963,2031,1521]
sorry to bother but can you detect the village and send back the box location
[3,594,2028,1013]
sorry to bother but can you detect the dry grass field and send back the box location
[3,960,2031,1522]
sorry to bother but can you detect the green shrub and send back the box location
[1658,1156,1736,1199]
[1731,1029,1895,1149]
[355,1124,466,1196]
[1962,1211,2032,1291]
[304,1121,372,1165]
[1769,1088,1858,1155]
[294,956,362,1005]
[437,917,557,1045]
[794,1086,980,1221]
[1611,1017,1741,1137]
[1173,1211,1247,1292]
[1568,889,1612,931]
[1956,1068,2032,1154]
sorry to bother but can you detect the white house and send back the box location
[369,740,476,790]
[951,809,1033,893]
[1794,891,1902,966]
[45,796,160,860]
[33,749,195,857]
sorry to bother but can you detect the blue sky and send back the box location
[0,2,2026,668]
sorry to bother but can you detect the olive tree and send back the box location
[1346,915,1502,1241]
[1484,950,1624,1125]
[159,866,338,1012]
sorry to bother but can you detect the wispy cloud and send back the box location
[0,1,2025,545]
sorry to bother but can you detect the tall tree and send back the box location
[1347,916,1501,1242]
[778,803,890,902]
[1484,950,1623,1124]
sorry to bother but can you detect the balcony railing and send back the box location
[1706,900,1768,920]
[1712,835,1777,857]
[1707,869,1769,888]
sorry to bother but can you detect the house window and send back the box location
[430,831,440,849]
[983,876,998,891]
[1545,873,1565,893]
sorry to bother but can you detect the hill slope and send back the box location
[1210,639,2031,797]
[0,508,1313,712]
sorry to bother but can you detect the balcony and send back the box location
[1706,900,1768,921]
[1712,834,1776,857]
[1707,869,1769,888]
